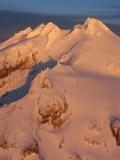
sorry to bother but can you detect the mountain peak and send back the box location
[27,23,45,38]
[40,22,59,36]
[46,22,58,28]
[84,17,110,35]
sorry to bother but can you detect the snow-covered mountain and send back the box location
[0,18,120,160]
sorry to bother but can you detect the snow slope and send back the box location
[0,18,120,160]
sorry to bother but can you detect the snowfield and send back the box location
[0,18,120,160]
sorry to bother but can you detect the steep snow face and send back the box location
[0,18,120,78]
[27,24,45,38]
[84,17,110,35]
[0,18,120,160]
[40,22,59,36]
[0,27,32,50]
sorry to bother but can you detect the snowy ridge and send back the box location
[84,17,110,34]
[0,27,32,50]
[0,18,120,160]
[0,18,119,78]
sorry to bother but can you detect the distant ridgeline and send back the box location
[0,10,120,42]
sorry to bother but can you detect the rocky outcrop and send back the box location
[0,56,35,79]
[110,117,120,146]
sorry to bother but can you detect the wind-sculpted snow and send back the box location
[110,116,120,146]
[0,59,57,105]
[0,18,120,159]
[0,18,120,79]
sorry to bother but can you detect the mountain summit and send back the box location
[84,17,110,33]
[0,18,120,160]
[0,18,120,78]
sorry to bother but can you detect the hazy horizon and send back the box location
[0,0,120,42]
[0,10,120,42]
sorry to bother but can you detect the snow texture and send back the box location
[0,18,120,160]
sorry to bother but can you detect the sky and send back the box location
[0,0,120,15]
[0,0,120,42]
